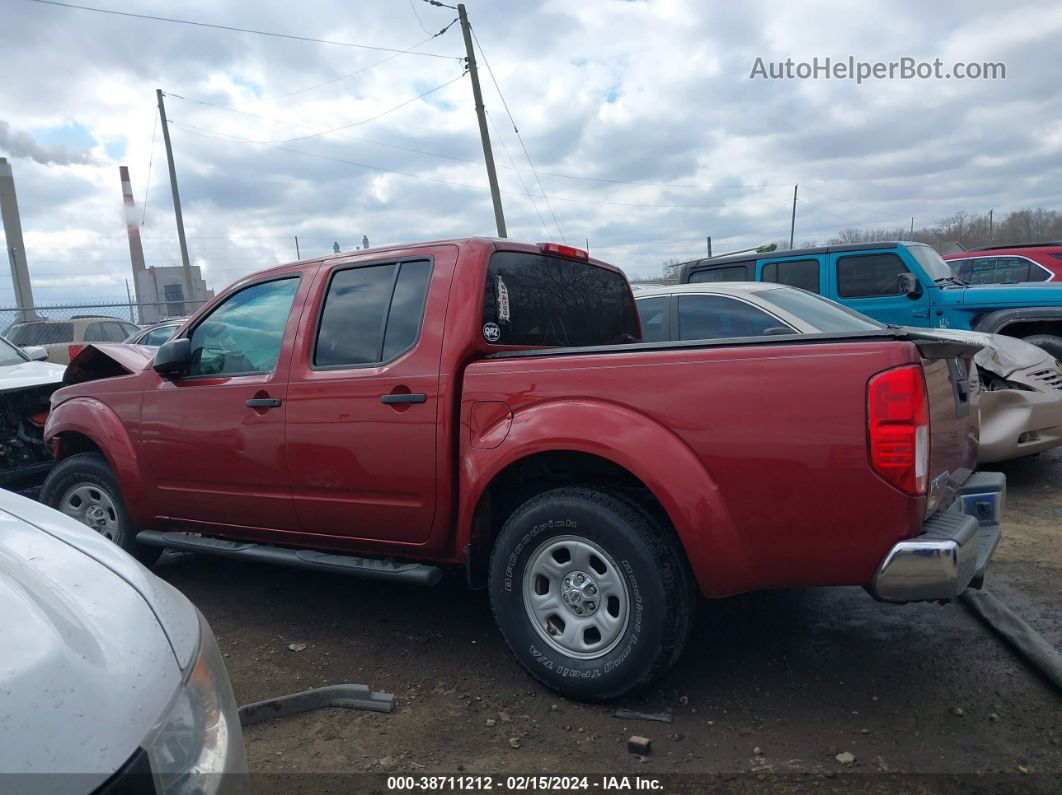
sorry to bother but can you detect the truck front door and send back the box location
[139,274,308,532]
[827,249,932,326]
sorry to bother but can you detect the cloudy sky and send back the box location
[1,0,1061,305]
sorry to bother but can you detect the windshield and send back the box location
[752,286,886,332]
[907,244,953,282]
[0,336,29,366]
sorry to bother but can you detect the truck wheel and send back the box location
[488,486,694,701]
[1022,334,1062,363]
[40,453,162,567]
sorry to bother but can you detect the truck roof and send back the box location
[253,237,624,279]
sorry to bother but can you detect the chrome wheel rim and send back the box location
[522,535,630,660]
[59,483,122,541]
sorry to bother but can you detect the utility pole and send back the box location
[156,89,194,302]
[789,184,798,249]
[457,4,506,238]
[988,209,994,242]
[910,217,914,237]
[294,235,301,259]
[706,236,713,257]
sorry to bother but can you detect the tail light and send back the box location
[540,242,589,261]
[867,364,930,495]
[68,344,84,360]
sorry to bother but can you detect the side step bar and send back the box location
[137,531,442,586]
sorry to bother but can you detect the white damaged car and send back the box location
[0,490,248,794]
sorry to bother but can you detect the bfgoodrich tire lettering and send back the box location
[40,452,163,567]
[488,486,693,700]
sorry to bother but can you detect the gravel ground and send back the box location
[157,451,1062,793]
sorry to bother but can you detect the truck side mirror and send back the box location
[897,272,922,299]
[153,337,192,379]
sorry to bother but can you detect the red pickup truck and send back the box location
[41,238,1004,699]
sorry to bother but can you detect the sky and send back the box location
[1,0,1061,305]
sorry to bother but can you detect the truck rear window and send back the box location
[482,252,640,347]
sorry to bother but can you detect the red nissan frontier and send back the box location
[42,238,1004,700]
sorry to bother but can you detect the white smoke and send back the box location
[0,120,96,166]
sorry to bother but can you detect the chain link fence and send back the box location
[0,301,209,343]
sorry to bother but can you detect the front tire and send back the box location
[40,452,162,567]
[488,486,693,701]
[1022,334,1062,363]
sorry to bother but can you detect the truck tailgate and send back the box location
[913,336,981,516]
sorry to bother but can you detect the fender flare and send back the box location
[45,397,150,526]
[458,399,746,596]
[973,306,1062,335]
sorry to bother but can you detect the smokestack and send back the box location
[0,158,37,321]
[120,166,146,314]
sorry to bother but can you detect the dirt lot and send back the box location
[158,452,1062,793]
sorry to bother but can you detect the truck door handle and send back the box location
[380,393,427,404]
[245,398,283,408]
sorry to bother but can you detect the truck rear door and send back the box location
[284,247,456,544]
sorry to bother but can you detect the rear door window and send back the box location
[837,253,910,298]
[315,259,432,367]
[687,264,751,283]
[677,294,791,339]
[482,251,639,346]
[635,296,669,342]
[761,258,820,293]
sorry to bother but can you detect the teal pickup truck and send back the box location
[679,241,1062,360]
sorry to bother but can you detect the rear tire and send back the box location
[1022,334,1062,363]
[40,452,162,567]
[488,486,694,701]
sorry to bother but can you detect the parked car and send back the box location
[5,315,140,364]
[0,334,66,492]
[943,242,1062,285]
[125,318,186,347]
[41,238,1003,700]
[0,489,248,793]
[680,241,1062,360]
[635,283,1062,463]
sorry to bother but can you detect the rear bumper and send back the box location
[978,389,1062,463]
[870,472,1005,602]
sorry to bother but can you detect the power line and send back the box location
[141,107,158,227]
[213,21,459,107]
[409,0,434,35]
[485,108,551,238]
[800,185,909,224]
[168,72,468,145]
[168,119,794,210]
[27,0,460,58]
[469,23,564,241]
[163,92,791,193]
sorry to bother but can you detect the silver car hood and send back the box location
[912,328,1056,379]
[0,493,195,786]
[0,360,65,393]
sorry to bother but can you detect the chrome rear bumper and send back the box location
[871,472,1005,603]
